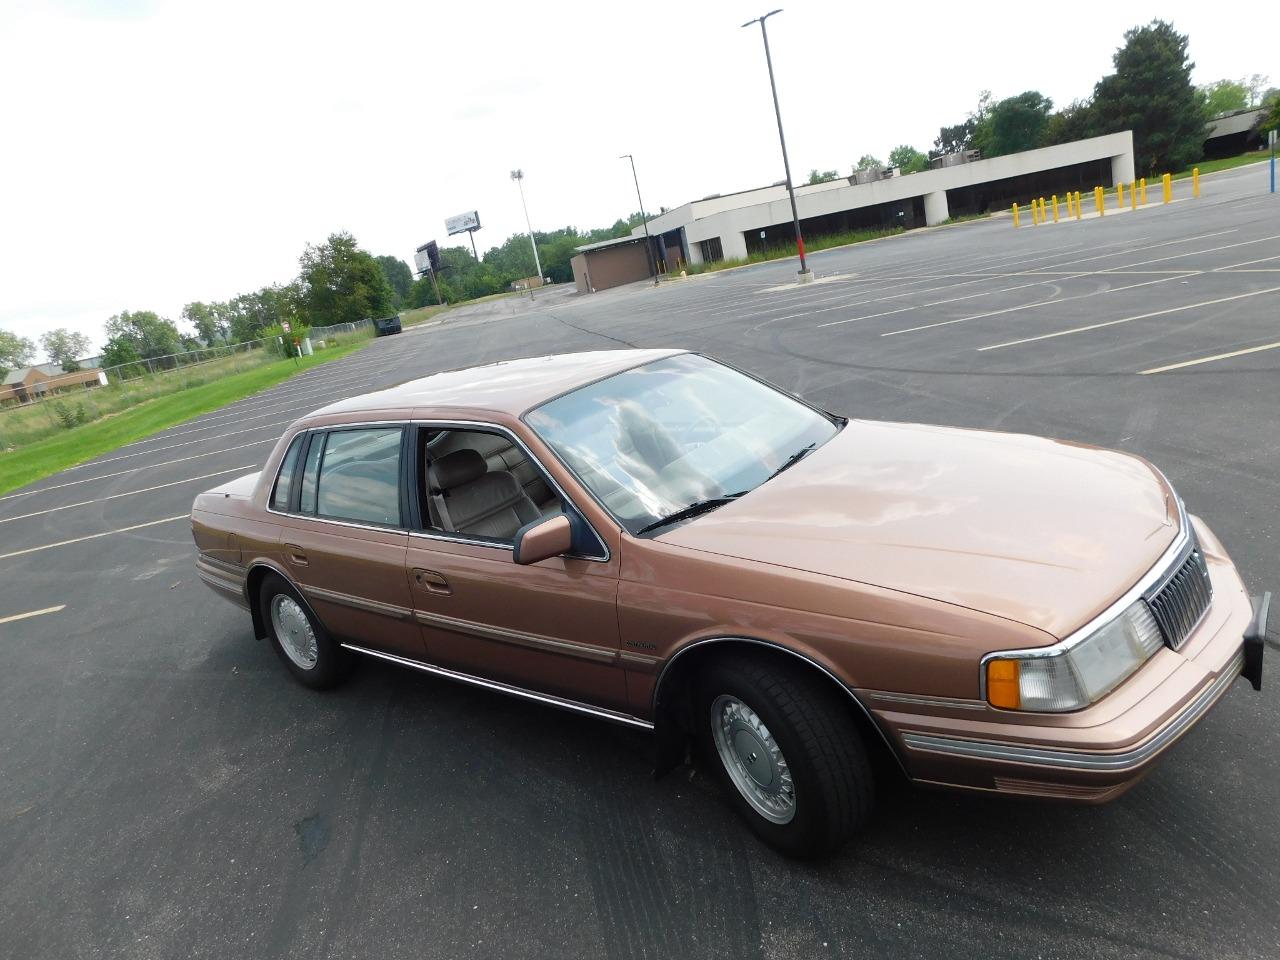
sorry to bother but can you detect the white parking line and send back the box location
[1213,254,1280,271]
[0,439,274,503]
[880,274,1189,337]
[977,286,1280,351]
[0,605,66,626]
[1139,341,1280,375]
[0,466,255,525]
[64,419,294,470]
[0,516,188,562]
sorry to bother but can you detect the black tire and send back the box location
[695,655,874,858]
[257,573,353,690]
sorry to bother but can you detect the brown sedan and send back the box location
[191,349,1270,857]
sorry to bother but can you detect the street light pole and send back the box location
[620,154,658,285]
[742,9,811,281]
[510,169,544,283]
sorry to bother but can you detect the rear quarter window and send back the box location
[270,435,304,511]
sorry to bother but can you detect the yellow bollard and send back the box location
[1193,167,1200,198]
[1116,182,1124,207]
[1163,173,1172,203]
[1052,195,1060,223]
[1095,186,1105,216]
[1012,202,1020,227]
[1066,192,1073,218]
[1140,178,1147,205]
[1130,182,1137,212]
[1076,191,1083,220]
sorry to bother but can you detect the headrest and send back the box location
[430,449,486,491]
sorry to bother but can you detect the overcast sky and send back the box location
[0,0,1271,360]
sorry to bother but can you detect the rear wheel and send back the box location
[696,655,874,858]
[258,573,353,689]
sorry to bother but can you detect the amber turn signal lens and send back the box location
[986,659,1021,709]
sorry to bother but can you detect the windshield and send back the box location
[526,354,839,534]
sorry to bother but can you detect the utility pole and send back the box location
[620,154,659,284]
[510,169,544,282]
[742,9,812,282]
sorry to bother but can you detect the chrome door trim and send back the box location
[413,608,618,664]
[904,651,1243,771]
[302,584,414,622]
[865,691,988,712]
[340,643,654,730]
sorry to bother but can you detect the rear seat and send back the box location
[429,430,561,515]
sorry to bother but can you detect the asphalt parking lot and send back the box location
[2,162,1278,960]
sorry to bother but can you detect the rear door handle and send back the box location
[413,568,451,594]
[285,544,308,566]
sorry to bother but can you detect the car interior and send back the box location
[423,429,564,541]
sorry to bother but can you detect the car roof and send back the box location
[307,348,685,420]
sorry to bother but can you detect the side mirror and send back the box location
[512,514,573,565]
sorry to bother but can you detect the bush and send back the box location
[260,323,311,358]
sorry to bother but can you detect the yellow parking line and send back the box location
[0,605,66,626]
[1139,341,1280,375]
[0,516,187,562]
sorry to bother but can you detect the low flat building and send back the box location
[0,365,108,404]
[570,235,653,294]
[619,131,1136,271]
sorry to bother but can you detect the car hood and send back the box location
[658,420,1178,638]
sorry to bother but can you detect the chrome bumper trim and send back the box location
[902,651,1244,772]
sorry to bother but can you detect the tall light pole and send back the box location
[620,154,658,284]
[509,169,544,282]
[741,9,811,281]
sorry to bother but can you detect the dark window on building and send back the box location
[699,237,724,263]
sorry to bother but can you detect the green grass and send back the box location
[0,339,367,495]
[399,304,453,327]
[1172,150,1270,180]
[684,226,905,275]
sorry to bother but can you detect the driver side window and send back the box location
[419,427,564,544]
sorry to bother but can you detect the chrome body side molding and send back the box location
[340,643,654,730]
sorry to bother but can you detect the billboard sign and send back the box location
[414,241,441,275]
[445,210,481,235]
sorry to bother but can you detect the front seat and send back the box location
[427,448,541,539]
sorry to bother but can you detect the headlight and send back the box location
[985,601,1164,711]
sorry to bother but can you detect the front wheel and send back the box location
[258,573,353,690]
[696,656,874,857]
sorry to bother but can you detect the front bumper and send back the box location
[866,518,1268,802]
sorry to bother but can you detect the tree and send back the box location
[1256,97,1280,138]
[101,311,182,369]
[887,145,929,174]
[933,91,992,155]
[299,232,395,327]
[806,169,840,184]
[1246,74,1271,107]
[972,91,1053,157]
[854,154,883,171]
[1041,100,1097,147]
[1199,79,1248,117]
[375,255,414,309]
[182,302,228,345]
[0,329,36,380]
[1090,20,1207,176]
[38,328,92,371]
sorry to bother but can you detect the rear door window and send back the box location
[314,428,404,526]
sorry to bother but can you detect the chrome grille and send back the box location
[1146,545,1213,651]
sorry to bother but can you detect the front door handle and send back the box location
[285,543,308,566]
[413,568,451,594]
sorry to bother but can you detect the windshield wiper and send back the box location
[767,442,817,481]
[637,491,748,534]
